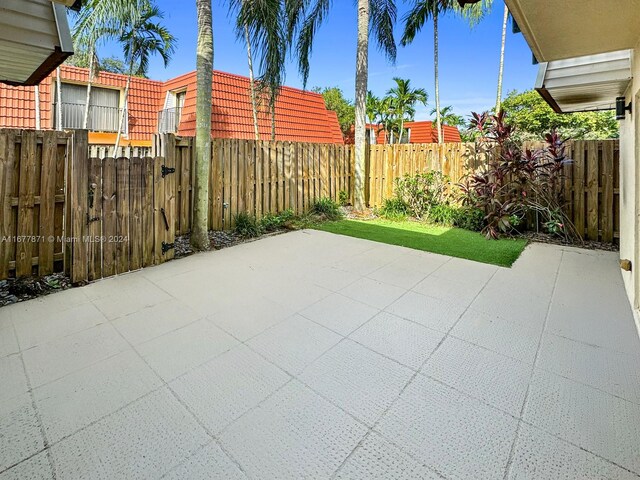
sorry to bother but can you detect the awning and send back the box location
[505,0,640,63]
[535,50,632,113]
[0,0,74,86]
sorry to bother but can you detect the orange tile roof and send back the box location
[344,121,462,144]
[0,65,344,144]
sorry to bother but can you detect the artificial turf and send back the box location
[314,219,528,267]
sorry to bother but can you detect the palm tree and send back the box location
[192,0,213,250]
[73,0,146,131]
[114,3,175,152]
[430,105,464,140]
[496,4,508,112]
[233,0,286,141]
[402,0,490,144]
[291,0,397,209]
[386,78,428,143]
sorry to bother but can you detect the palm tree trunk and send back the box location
[434,8,442,145]
[496,4,508,112]
[399,118,404,144]
[83,45,96,130]
[244,23,260,141]
[271,101,276,141]
[34,85,40,130]
[191,0,213,250]
[354,0,369,210]
[114,71,132,155]
[55,67,62,130]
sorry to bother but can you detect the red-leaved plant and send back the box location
[460,111,577,240]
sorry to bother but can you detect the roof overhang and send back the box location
[505,0,640,62]
[0,1,74,86]
[535,50,633,113]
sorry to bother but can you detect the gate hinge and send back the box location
[162,241,175,255]
[161,165,176,177]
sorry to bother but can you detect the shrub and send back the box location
[428,204,458,226]
[234,212,263,238]
[338,190,349,207]
[310,197,342,220]
[378,198,409,220]
[260,209,295,232]
[453,207,485,232]
[394,171,451,219]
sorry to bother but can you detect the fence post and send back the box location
[69,129,89,283]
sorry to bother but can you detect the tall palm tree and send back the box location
[386,77,428,143]
[114,3,175,152]
[402,0,490,144]
[192,0,213,250]
[291,0,397,209]
[73,0,146,131]
[496,4,508,112]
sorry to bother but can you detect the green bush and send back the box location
[234,212,263,238]
[338,190,349,207]
[428,204,458,226]
[378,198,409,220]
[453,207,485,232]
[260,209,295,232]
[310,197,342,220]
[394,172,451,219]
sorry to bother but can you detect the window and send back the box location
[390,128,411,144]
[158,89,186,133]
[53,83,123,132]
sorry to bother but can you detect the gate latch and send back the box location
[86,213,99,226]
[161,165,176,177]
[162,242,175,255]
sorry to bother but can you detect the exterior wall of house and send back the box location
[620,38,640,316]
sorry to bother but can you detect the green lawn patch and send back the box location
[314,219,527,267]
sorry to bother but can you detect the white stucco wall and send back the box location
[620,40,640,315]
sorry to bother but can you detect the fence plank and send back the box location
[212,139,223,229]
[164,145,177,262]
[0,132,11,280]
[223,139,232,229]
[69,130,89,283]
[102,157,117,277]
[129,157,143,271]
[16,131,37,277]
[142,157,154,268]
[255,141,263,219]
[602,141,615,243]
[115,157,130,274]
[87,157,102,281]
[585,142,599,240]
[573,141,586,238]
[153,157,165,265]
[38,131,57,275]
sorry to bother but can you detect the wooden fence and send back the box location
[0,129,620,282]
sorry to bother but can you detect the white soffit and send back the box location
[535,50,632,113]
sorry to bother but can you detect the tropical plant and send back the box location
[402,0,490,144]
[386,78,428,143]
[393,171,451,219]
[289,0,397,210]
[310,197,342,220]
[191,0,214,250]
[114,3,175,151]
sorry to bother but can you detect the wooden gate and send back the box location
[69,131,176,283]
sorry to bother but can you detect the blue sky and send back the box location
[92,0,539,120]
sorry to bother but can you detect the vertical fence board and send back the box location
[87,157,102,280]
[69,130,89,283]
[153,157,166,265]
[102,157,117,277]
[602,141,615,243]
[38,132,57,275]
[573,141,586,238]
[142,157,154,268]
[16,131,37,277]
[115,157,130,274]
[586,142,599,240]
[129,157,143,271]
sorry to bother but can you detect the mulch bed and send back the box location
[519,231,619,252]
[0,273,72,307]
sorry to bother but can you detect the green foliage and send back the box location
[310,197,343,220]
[378,198,410,220]
[338,190,349,206]
[260,209,295,232]
[313,87,355,135]
[393,172,451,219]
[428,204,458,226]
[452,207,485,232]
[234,212,263,238]
[65,52,139,77]
[430,106,465,128]
[501,90,619,141]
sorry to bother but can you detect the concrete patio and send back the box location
[1,229,640,479]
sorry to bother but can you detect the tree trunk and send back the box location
[496,4,508,112]
[34,85,40,130]
[271,100,276,141]
[399,118,404,144]
[55,67,62,130]
[114,72,131,155]
[244,23,260,141]
[83,45,96,130]
[434,9,442,145]
[354,0,369,210]
[191,0,213,250]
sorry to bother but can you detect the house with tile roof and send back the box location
[0,65,345,147]
[344,121,462,145]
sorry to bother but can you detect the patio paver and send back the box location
[1,229,639,479]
